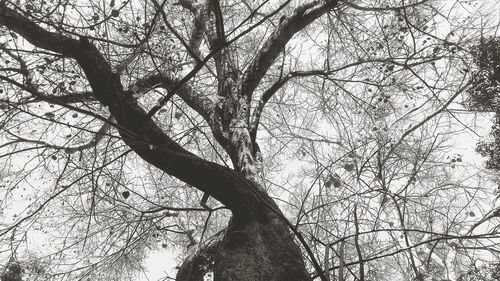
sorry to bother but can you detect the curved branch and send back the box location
[133,73,216,124]
[0,3,265,218]
[240,0,339,99]
[249,76,290,141]
[65,115,114,154]
[175,242,219,281]
[152,0,202,62]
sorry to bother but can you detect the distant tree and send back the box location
[1,261,22,281]
[466,36,500,171]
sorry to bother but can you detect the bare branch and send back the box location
[353,206,364,280]
[132,72,225,143]
[210,0,225,45]
[65,115,114,154]
[114,45,146,74]
[175,242,219,281]
[240,0,340,99]
[152,0,202,62]
[384,79,472,162]
[343,0,430,12]
[134,73,215,120]
[0,2,266,217]
[249,76,290,141]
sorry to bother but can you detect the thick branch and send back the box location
[210,0,225,44]
[240,0,339,99]
[0,3,265,218]
[249,76,290,141]
[31,91,96,104]
[152,0,201,62]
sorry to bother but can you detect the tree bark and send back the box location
[214,210,311,281]
[175,209,312,281]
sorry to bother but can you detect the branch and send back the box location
[384,79,471,162]
[0,74,112,126]
[337,241,345,281]
[2,129,67,151]
[344,0,430,12]
[241,0,267,18]
[353,206,364,281]
[65,115,114,154]
[175,0,197,13]
[0,45,100,105]
[468,208,500,234]
[175,242,219,281]
[114,44,146,74]
[143,0,295,120]
[210,0,225,44]
[249,76,290,141]
[152,0,202,62]
[0,3,264,218]
[132,72,226,145]
[249,56,444,141]
[205,0,238,97]
[133,73,216,124]
[240,0,339,99]
[30,91,96,104]
[187,2,209,59]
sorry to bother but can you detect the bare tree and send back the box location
[0,0,498,280]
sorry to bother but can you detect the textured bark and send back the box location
[214,212,312,281]
[174,204,311,281]
[174,212,311,281]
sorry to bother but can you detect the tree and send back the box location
[0,0,498,280]
[0,261,22,281]
[467,36,500,171]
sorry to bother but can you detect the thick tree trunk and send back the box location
[214,212,311,281]
[176,211,312,281]
[175,186,312,281]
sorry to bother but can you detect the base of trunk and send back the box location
[214,217,312,281]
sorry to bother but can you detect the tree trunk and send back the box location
[214,212,311,281]
[176,205,312,281]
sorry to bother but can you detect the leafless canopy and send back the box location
[0,0,499,280]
